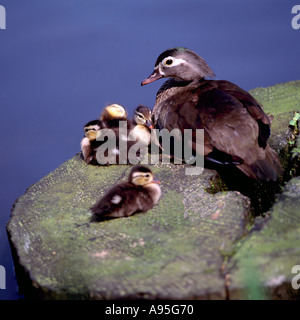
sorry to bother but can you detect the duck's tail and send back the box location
[237,145,283,181]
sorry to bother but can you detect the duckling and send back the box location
[100,103,133,130]
[80,116,127,166]
[81,120,103,164]
[91,165,161,221]
[129,105,163,163]
[97,104,141,165]
[141,47,283,181]
[131,105,153,146]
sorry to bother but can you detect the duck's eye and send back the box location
[145,174,150,178]
[165,59,173,66]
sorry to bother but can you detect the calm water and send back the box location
[0,0,299,300]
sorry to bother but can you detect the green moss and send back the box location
[249,80,300,116]
[250,81,300,160]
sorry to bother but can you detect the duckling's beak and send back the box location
[145,120,153,129]
[141,68,163,86]
[153,178,161,184]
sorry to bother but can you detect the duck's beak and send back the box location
[145,120,153,129]
[153,178,161,184]
[141,67,163,86]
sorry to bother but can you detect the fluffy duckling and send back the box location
[100,103,133,130]
[81,120,103,164]
[90,165,161,221]
[131,105,153,146]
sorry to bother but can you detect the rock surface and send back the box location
[7,81,300,300]
[227,177,300,300]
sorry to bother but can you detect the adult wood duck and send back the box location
[91,165,161,221]
[141,47,283,181]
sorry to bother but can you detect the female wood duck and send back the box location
[81,119,103,164]
[141,47,283,181]
[91,165,161,221]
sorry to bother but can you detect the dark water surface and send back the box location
[0,0,299,299]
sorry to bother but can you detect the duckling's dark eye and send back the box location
[145,174,150,177]
[165,59,173,66]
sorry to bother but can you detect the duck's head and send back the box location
[129,166,159,186]
[133,105,153,128]
[141,47,215,86]
[84,120,103,141]
[100,103,127,122]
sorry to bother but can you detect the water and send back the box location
[0,0,299,300]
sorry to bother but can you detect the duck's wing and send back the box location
[153,87,242,164]
[194,82,282,180]
[154,88,215,157]
[215,80,271,148]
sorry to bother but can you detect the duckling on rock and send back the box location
[81,119,103,164]
[90,165,161,221]
[141,47,283,181]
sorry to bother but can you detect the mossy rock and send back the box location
[227,177,300,300]
[249,80,300,168]
[7,81,300,300]
[7,156,252,299]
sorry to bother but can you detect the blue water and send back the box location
[0,0,299,300]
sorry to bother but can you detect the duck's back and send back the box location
[152,79,282,180]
